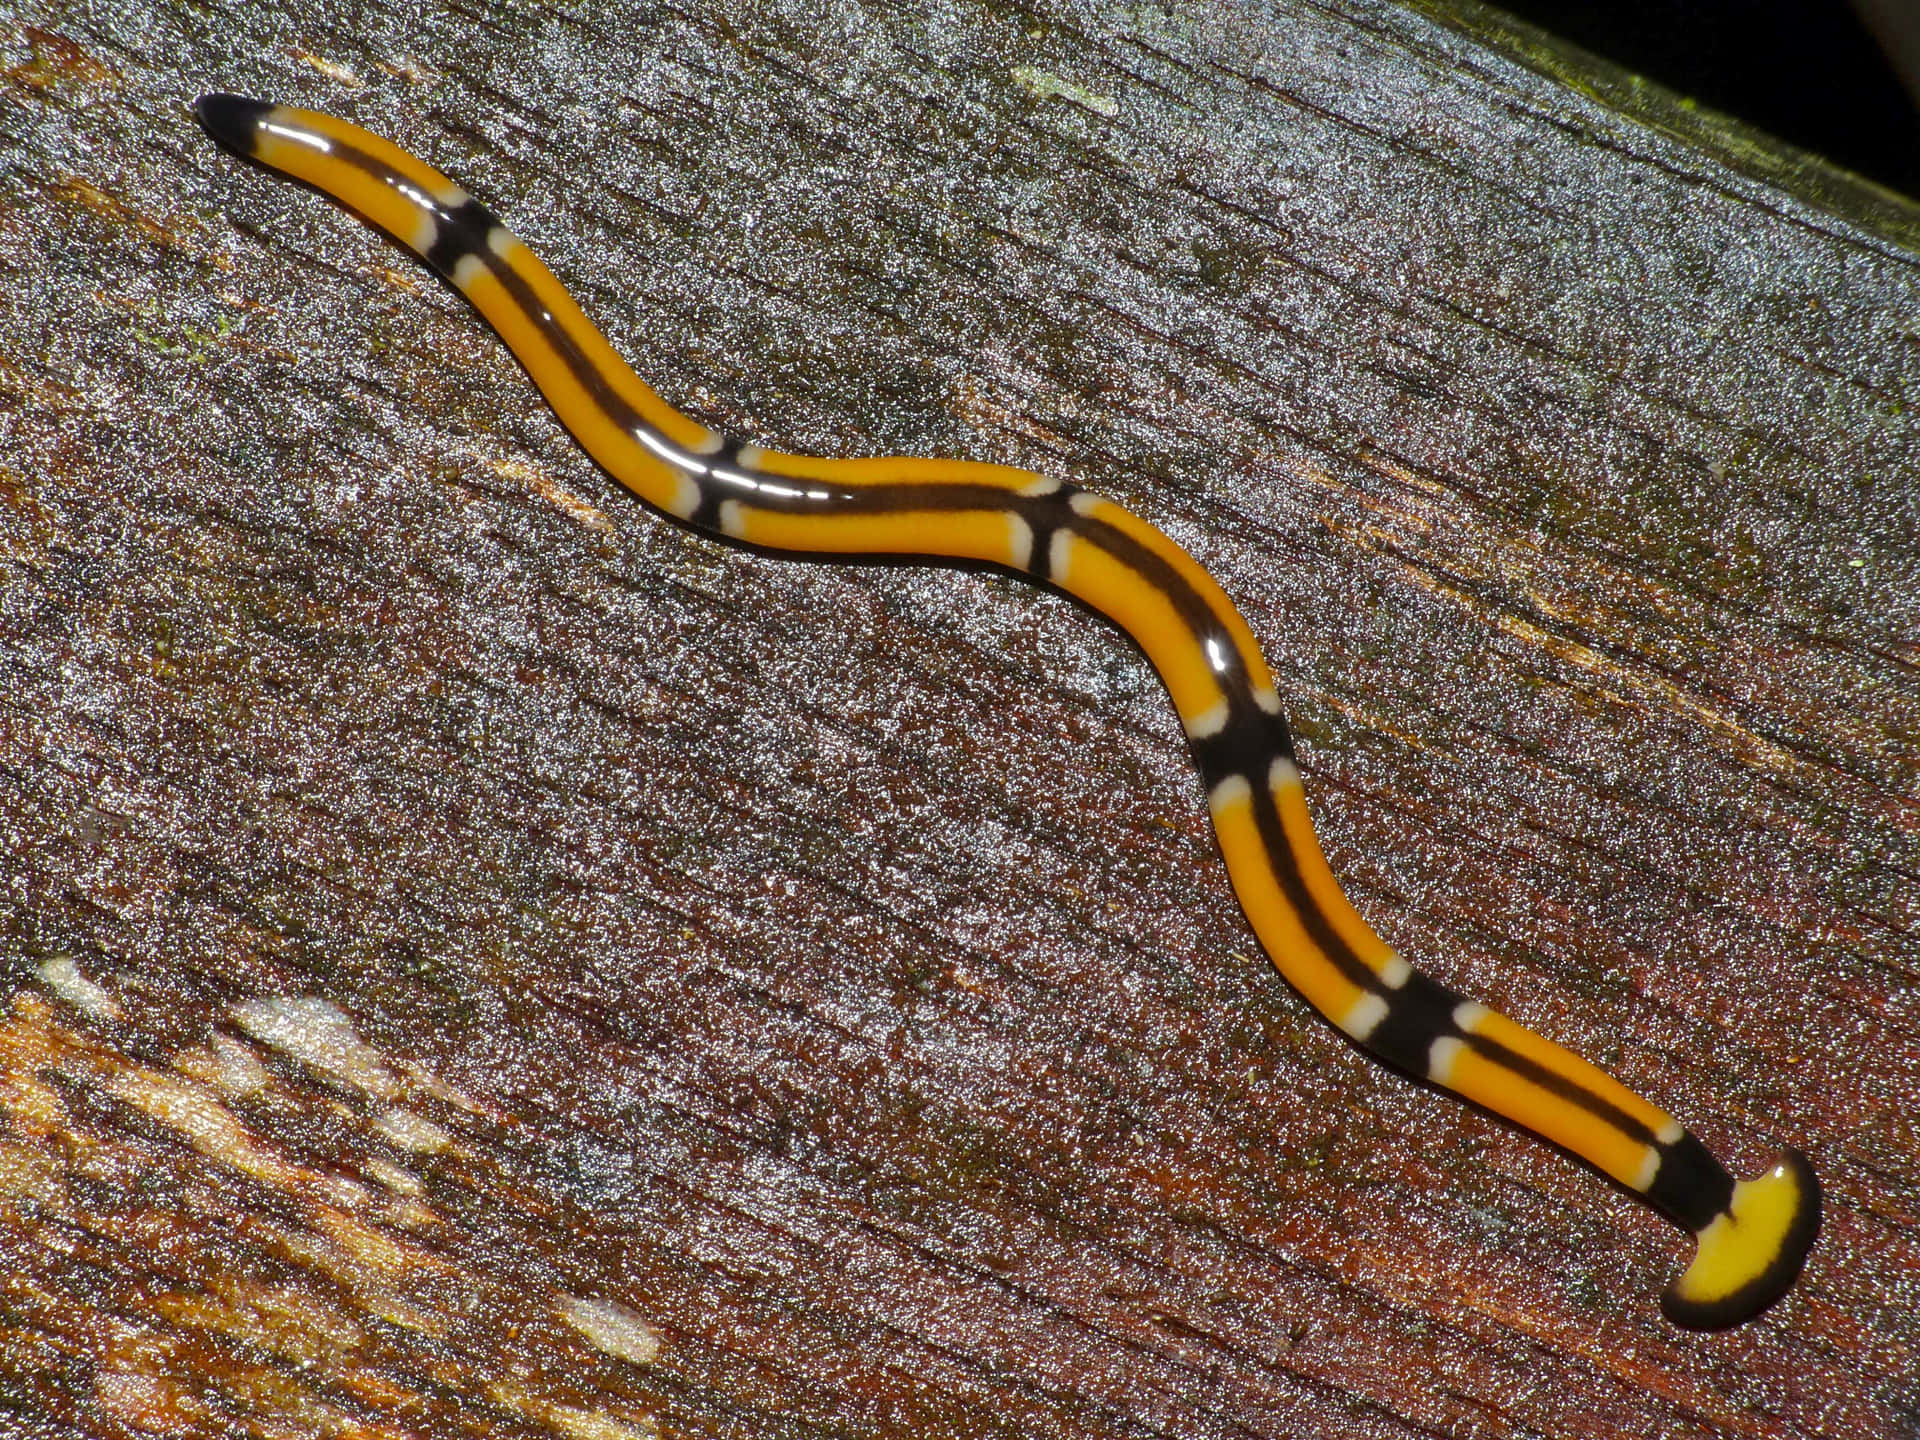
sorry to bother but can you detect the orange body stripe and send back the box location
[197,94,1819,1329]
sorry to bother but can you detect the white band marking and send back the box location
[1207,774,1251,816]
[1048,529,1074,583]
[1006,514,1034,571]
[1184,700,1229,741]
[1428,1035,1465,1085]
[1339,992,1389,1042]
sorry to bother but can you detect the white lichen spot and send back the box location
[107,1071,293,1190]
[560,1295,660,1366]
[488,455,617,536]
[361,1287,449,1337]
[488,1380,659,1439]
[37,956,120,1020]
[545,1406,659,1440]
[0,1142,64,1208]
[380,53,442,86]
[384,1197,441,1230]
[398,1060,486,1115]
[374,1106,451,1154]
[296,52,362,87]
[96,1365,202,1434]
[364,1156,423,1196]
[209,1034,269,1096]
[1010,65,1119,116]
[309,1203,410,1277]
[230,997,400,1100]
[322,1172,374,1209]
[212,1279,366,1360]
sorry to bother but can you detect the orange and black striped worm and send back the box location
[195,94,1819,1330]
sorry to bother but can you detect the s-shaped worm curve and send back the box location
[196,94,1818,1330]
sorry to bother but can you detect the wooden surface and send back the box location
[3,2,1917,1436]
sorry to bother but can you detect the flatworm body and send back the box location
[196,94,1818,1330]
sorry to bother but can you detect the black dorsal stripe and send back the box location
[1352,962,1665,1149]
[325,138,658,447]
[322,134,1664,1155]
[196,98,1829,1331]
[1245,781,1383,995]
[1457,1030,1660,1147]
[323,129,1270,742]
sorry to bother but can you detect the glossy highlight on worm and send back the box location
[195,93,1819,1330]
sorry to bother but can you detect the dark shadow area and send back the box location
[1492,0,1920,198]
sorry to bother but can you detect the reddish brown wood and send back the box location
[1,3,1916,1436]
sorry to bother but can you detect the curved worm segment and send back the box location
[1662,1150,1821,1330]
[196,92,1820,1329]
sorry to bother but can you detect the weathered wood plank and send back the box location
[1,2,1916,1437]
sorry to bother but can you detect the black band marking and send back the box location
[1645,1130,1736,1230]
[421,198,501,279]
[1362,969,1467,1076]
